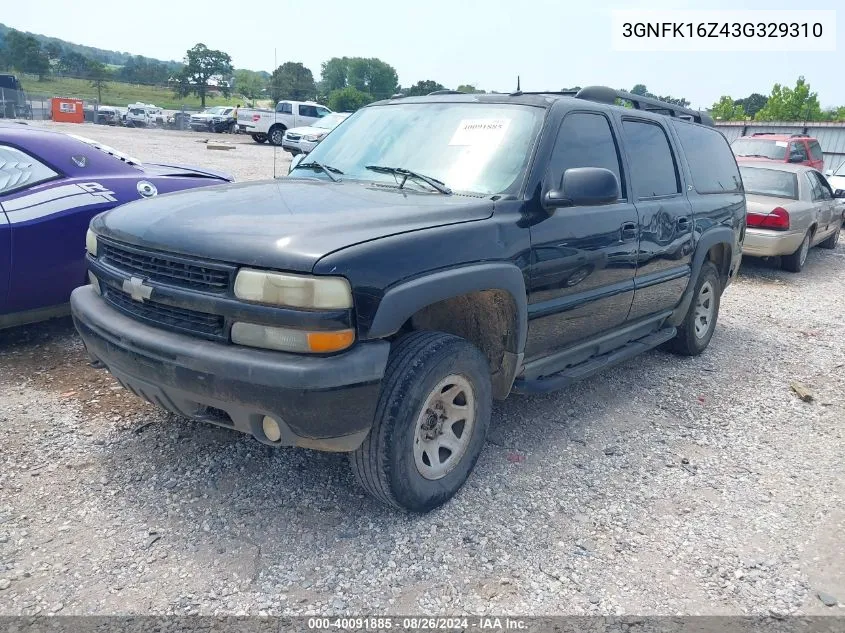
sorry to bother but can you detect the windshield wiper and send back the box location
[293,160,343,182]
[739,154,774,159]
[365,165,452,194]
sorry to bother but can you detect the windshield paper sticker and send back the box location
[449,119,511,147]
[775,141,788,147]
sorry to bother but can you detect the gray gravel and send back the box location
[1,123,844,616]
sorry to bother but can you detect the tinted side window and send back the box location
[809,141,823,161]
[790,142,809,161]
[621,120,680,198]
[0,145,59,196]
[805,172,824,200]
[548,112,625,198]
[299,105,319,117]
[276,102,292,114]
[674,122,741,194]
[811,171,832,199]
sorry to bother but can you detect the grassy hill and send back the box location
[18,75,240,110]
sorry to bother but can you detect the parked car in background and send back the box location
[282,112,350,155]
[0,124,233,330]
[95,106,121,125]
[126,103,164,128]
[825,161,845,203]
[190,106,236,133]
[732,133,825,171]
[238,101,332,146]
[0,74,31,119]
[739,162,844,272]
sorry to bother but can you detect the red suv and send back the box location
[731,133,825,171]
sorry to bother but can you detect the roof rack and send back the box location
[573,86,714,127]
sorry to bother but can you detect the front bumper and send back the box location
[70,286,389,451]
[742,228,805,258]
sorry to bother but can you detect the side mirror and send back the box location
[288,153,305,175]
[788,152,804,163]
[543,167,619,210]
[834,189,845,199]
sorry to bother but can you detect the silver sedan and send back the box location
[739,161,845,272]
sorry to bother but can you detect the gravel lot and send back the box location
[1,122,844,618]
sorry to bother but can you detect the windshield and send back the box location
[206,106,227,115]
[312,114,347,130]
[834,162,845,177]
[732,138,787,160]
[739,166,798,199]
[298,102,545,195]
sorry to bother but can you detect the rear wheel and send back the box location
[269,126,286,146]
[251,134,267,144]
[818,226,840,250]
[669,261,721,356]
[349,331,492,512]
[782,231,811,272]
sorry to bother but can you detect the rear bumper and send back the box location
[70,286,389,451]
[743,228,805,258]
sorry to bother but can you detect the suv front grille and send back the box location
[104,286,225,341]
[100,241,233,293]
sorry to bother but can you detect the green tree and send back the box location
[755,77,822,121]
[88,61,109,104]
[327,86,373,112]
[733,93,767,119]
[4,29,50,78]
[710,95,746,121]
[826,106,845,122]
[320,57,398,100]
[176,43,233,107]
[269,62,316,102]
[44,42,63,64]
[405,80,445,97]
[233,69,266,102]
[456,84,485,94]
[57,51,91,76]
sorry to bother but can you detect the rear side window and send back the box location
[0,145,60,196]
[548,112,625,198]
[808,171,832,200]
[739,166,798,199]
[808,141,823,161]
[621,120,680,198]
[276,102,292,114]
[674,122,741,194]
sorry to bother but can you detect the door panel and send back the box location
[619,118,693,320]
[525,111,638,360]
[0,209,10,313]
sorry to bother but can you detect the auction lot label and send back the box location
[611,10,836,51]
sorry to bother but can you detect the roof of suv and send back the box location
[739,133,816,141]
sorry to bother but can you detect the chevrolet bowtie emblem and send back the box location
[123,276,153,302]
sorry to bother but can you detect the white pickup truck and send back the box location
[237,100,333,145]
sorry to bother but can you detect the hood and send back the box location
[91,178,494,272]
[287,125,324,136]
[141,162,234,182]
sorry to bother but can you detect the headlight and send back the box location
[86,229,98,257]
[234,269,352,309]
[302,133,325,142]
[231,322,354,353]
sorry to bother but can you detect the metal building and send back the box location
[715,121,845,174]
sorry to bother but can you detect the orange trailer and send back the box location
[51,98,84,123]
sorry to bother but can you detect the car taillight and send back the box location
[252,114,260,122]
[746,206,790,231]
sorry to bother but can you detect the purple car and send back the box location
[0,123,232,329]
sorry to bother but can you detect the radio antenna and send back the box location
[272,47,278,179]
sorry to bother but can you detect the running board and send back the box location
[511,327,677,394]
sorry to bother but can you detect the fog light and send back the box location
[88,271,101,295]
[262,416,282,442]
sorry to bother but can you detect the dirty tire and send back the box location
[269,126,286,146]
[251,134,267,144]
[349,331,492,513]
[782,231,811,272]
[818,226,840,250]
[669,261,721,356]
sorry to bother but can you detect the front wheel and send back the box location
[668,261,721,356]
[782,231,811,272]
[349,331,492,512]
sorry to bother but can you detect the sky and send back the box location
[3,0,843,109]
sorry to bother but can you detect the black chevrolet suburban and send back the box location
[72,86,745,512]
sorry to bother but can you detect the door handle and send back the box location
[620,222,638,241]
[677,216,691,230]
